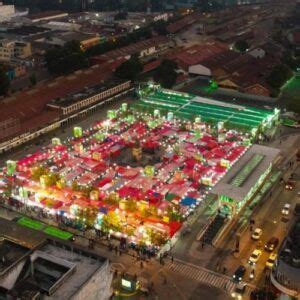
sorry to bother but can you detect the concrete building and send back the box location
[0,3,15,23]
[0,237,112,300]
[90,36,171,64]
[0,39,31,62]
[271,218,300,298]
[248,48,266,59]
[213,144,281,217]
[39,32,102,51]
[47,79,131,115]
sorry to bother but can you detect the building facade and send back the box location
[0,40,31,62]
[271,219,300,299]
[0,3,15,23]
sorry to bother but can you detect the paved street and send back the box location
[165,259,255,296]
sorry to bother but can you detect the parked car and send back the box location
[266,253,277,269]
[233,265,246,282]
[251,228,262,240]
[248,249,262,265]
[282,203,291,215]
[265,237,279,252]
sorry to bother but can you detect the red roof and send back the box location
[142,60,161,74]
[0,59,125,142]
[90,36,169,62]
[166,13,199,34]
[169,42,228,70]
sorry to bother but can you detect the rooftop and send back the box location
[279,218,300,268]
[0,234,108,299]
[169,42,228,69]
[27,10,68,21]
[0,59,124,142]
[212,144,280,202]
[0,238,31,274]
[38,240,107,299]
[134,88,276,129]
[49,78,127,108]
[92,36,170,61]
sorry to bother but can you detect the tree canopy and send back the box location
[114,55,143,81]
[0,65,10,97]
[86,26,152,57]
[45,40,88,74]
[234,40,249,53]
[153,59,178,88]
[267,64,293,89]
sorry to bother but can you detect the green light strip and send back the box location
[230,154,264,187]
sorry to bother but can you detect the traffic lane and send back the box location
[227,184,299,285]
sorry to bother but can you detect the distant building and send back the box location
[47,79,131,115]
[0,39,32,62]
[0,3,15,23]
[25,10,68,23]
[0,237,112,300]
[248,48,266,59]
[170,42,228,71]
[0,118,20,141]
[42,21,82,32]
[271,218,300,298]
[90,36,171,64]
[40,32,103,51]
[186,47,275,97]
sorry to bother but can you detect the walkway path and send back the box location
[165,259,255,296]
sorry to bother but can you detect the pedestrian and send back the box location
[201,242,205,249]
[140,261,143,269]
[223,267,226,274]
[171,255,174,263]
[216,261,219,271]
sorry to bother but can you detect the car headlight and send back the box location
[233,275,236,278]
[239,277,242,281]
[237,295,242,300]
[231,292,236,297]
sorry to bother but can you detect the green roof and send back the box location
[44,226,73,240]
[17,217,44,230]
[230,154,264,187]
[17,217,73,240]
[135,88,275,130]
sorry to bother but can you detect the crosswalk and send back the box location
[165,260,254,296]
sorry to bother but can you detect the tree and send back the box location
[115,55,143,81]
[234,40,249,53]
[114,12,127,20]
[285,95,300,114]
[267,64,293,89]
[152,20,168,35]
[153,59,178,88]
[282,51,300,72]
[29,73,37,86]
[45,40,88,75]
[0,65,10,96]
